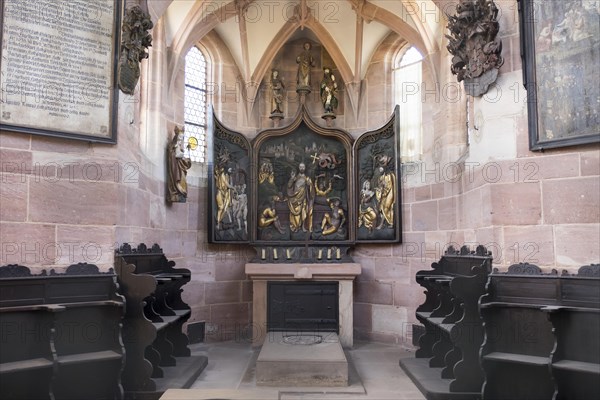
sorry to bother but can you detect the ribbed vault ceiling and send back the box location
[160,0,443,83]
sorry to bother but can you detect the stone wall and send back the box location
[1,0,597,347]
[350,0,600,345]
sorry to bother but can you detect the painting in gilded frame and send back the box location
[519,0,599,150]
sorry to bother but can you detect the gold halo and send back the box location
[188,136,199,150]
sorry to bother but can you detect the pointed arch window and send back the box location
[184,46,208,163]
[394,46,423,163]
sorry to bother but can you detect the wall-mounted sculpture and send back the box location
[270,69,285,115]
[320,67,339,114]
[167,126,192,203]
[296,42,315,93]
[208,106,403,260]
[320,67,339,126]
[446,0,504,96]
[118,5,153,95]
[269,69,285,127]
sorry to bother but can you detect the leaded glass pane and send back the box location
[184,46,208,163]
[185,47,206,88]
[184,87,205,125]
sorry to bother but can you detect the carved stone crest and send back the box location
[446,0,504,96]
[118,6,154,95]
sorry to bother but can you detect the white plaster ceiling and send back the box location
[361,19,393,76]
[308,0,357,76]
[213,15,245,75]
[245,1,293,74]
[371,0,417,30]
[163,0,441,81]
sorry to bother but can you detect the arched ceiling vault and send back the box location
[160,0,444,116]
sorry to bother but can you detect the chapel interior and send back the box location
[0,1,599,400]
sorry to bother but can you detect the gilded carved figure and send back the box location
[314,174,333,197]
[320,67,338,114]
[167,126,192,203]
[321,198,346,235]
[258,161,275,185]
[215,166,237,230]
[210,122,251,241]
[287,162,315,232]
[358,180,378,232]
[258,197,286,235]
[296,42,315,90]
[375,166,396,229]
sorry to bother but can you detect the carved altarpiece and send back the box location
[208,106,402,259]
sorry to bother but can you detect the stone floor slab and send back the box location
[256,332,348,387]
[161,340,425,400]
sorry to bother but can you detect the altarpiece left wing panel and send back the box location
[208,114,252,243]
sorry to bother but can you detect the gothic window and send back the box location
[394,46,423,162]
[184,46,208,163]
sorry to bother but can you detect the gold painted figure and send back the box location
[375,167,396,229]
[258,161,274,185]
[286,162,315,232]
[296,42,315,89]
[358,180,378,232]
[321,198,346,235]
[320,67,338,113]
[314,174,333,197]
[215,166,236,230]
[258,197,286,234]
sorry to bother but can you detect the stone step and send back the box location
[256,332,348,387]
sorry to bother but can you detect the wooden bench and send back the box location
[115,243,207,399]
[400,245,492,400]
[0,263,125,400]
[479,263,600,399]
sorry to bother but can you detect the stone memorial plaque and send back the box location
[0,0,121,143]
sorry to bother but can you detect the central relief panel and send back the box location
[255,122,351,244]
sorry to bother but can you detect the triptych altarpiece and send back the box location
[208,106,402,257]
